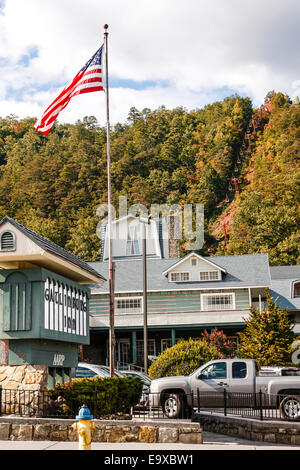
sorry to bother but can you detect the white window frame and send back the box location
[161,338,173,351]
[126,225,140,256]
[293,282,300,298]
[115,296,143,314]
[199,270,220,281]
[201,292,236,311]
[137,339,156,359]
[169,272,190,282]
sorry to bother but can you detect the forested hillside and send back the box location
[0,92,298,264]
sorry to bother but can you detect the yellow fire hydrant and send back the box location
[72,405,97,450]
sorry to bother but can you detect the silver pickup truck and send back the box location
[149,358,300,419]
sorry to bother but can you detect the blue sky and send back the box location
[0,0,299,126]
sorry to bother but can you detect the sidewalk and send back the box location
[1,432,300,450]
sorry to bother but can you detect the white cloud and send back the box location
[0,0,299,124]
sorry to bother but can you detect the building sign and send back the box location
[44,278,87,337]
[53,353,65,366]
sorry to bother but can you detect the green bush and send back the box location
[48,376,143,418]
[148,339,221,379]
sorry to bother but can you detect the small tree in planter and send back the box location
[237,290,296,368]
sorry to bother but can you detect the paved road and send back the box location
[0,432,300,450]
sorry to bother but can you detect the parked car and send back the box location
[72,362,126,379]
[118,370,152,385]
[95,365,126,378]
[149,358,300,419]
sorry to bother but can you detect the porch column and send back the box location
[132,330,137,364]
[171,328,176,346]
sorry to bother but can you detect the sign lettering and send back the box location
[53,353,65,366]
[44,289,87,312]
[44,278,87,337]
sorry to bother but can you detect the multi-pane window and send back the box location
[137,339,156,359]
[201,293,235,310]
[161,339,172,352]
[115,297,142,314]
[170,272,190,282]
[199,271,219,281]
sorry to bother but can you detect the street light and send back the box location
[137,215,151,374]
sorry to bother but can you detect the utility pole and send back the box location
[139,216,151,374]
[104,24,115,377]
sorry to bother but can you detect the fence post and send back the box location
[259,390,263,421]
[224,388,227,417]
[191,392,194,420]
[94,387,98,418]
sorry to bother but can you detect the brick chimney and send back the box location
[168,215,180,258]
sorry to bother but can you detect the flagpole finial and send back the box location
[104,24,109,31]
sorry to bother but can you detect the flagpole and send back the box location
[104,24,115,378]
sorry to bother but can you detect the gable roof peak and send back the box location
[162,251,227,276]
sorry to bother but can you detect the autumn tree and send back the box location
[237,290,296,368]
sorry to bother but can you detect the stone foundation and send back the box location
[0,417,203,444]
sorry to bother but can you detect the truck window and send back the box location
[282,370,300,376]
[201,362,227,379]
[232,362,247,379]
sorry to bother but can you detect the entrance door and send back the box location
[115,339,131,368]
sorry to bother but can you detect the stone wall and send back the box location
[194,412,300,445]
[0,365,48,416]
[0,365,48,391]
[0,417,203,444]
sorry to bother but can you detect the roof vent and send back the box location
[0,231,16,251]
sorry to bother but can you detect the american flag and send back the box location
[34,46,104,135]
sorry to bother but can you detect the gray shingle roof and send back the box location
[88,253,271,293]
[0,216,105,281]
[270,265,300,310]
[270,266,300,280]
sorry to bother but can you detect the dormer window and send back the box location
[200,271,220,281]
[126,226,140,256]
[0,231,16,251]
[294,282,300,297]
[170,272,190,282]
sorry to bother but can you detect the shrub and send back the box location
[48,376,143,418]
[148,338,221,379]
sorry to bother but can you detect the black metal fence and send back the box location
[195,389,300,422]
[1,385,300,422]
[0,386,191,420]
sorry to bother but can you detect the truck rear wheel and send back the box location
[279,395,300,420]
